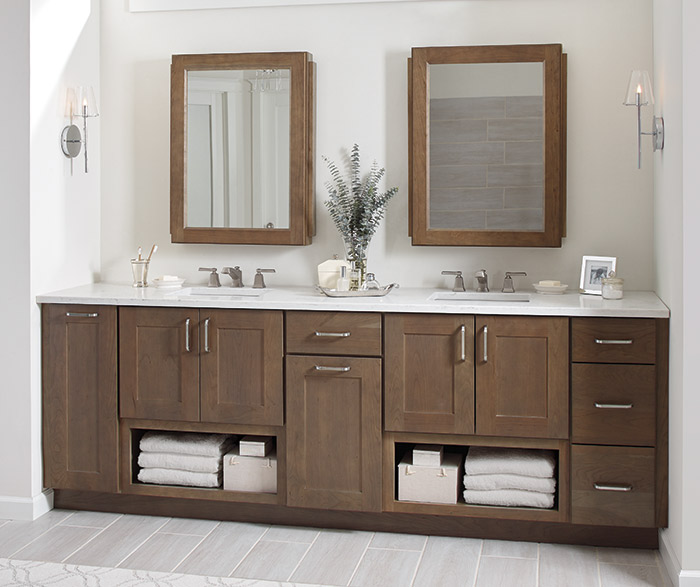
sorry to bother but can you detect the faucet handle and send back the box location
[441,270,466,292]
[253,268,276,289]
[199,267,221,288]
[502,271,527,293]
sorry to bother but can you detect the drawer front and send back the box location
[571,364,656,446]
[286,311,382,357]
[571,318,656,364]
[571,445,655,527]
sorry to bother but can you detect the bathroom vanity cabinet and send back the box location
[39,287,669,548]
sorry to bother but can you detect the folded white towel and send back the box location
[137,467,221,488]
[464,447,556,478]
[463,473,556,494]
[139,432,234,457]
[137,451,222,474]
[463,489,554,509]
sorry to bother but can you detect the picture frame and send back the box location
[579,256,617,295]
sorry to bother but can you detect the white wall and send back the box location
[100,0,655,292]
[0,0,101,520]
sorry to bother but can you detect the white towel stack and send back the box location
[462,446,557,509]
[137,432,235,489]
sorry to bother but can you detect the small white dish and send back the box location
[153,277,185,289]
[533,283,568,295]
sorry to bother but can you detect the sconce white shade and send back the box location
[72,85,99,118]
[624,70,654,106]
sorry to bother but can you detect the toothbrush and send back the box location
[137,247,142,261]
[146,244,158,262]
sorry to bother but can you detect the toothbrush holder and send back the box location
[130,259,150,287]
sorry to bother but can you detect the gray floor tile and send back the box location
[598,547,660,566]
[412,535,481,587]
[232,539,309,581]
[158,517,219,536]
[482,539,538,559]
[175,521,267,577]
[0,510,72,557]
[12,525,100,562]
[59,510,122,528]
[262,525,319,543]
[370,532,427,551]
[600,563,667,587]
[350,548,421,587]
[539,543,599,587]
[290,529,372,586]
[475,555,538,587]
[119,531,204,572]
[64,514,169,567]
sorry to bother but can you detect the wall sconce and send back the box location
[623,70,664,169]
[61,86,99,173]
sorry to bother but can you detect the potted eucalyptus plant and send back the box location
[323,144,399,288]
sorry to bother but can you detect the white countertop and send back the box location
[36,283,670,318]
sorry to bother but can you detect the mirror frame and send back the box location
[170,52,315,245]
[409,44,566,247]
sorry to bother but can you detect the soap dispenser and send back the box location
[336,266,350,292]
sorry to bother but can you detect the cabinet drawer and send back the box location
[571,364,656,446]
[571,445,655,527]
[286,311,381,356]
[571,318,656,364]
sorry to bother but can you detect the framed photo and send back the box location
[580,256,617,295]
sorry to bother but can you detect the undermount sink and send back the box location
[429,291,531,303]
[167,287,268,299]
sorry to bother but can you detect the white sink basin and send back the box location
[429,291,531,303]
[167,287,268,299]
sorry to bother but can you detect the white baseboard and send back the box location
[660,531,700,587]
[0,490,53,521]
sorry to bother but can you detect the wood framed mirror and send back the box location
[171,52,315,245]
[409,44,566,247]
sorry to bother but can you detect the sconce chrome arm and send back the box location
[626,70,664,169]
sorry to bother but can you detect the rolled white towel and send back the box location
[139,432,235,457]
[464,447,556,479]
[463,488,554,509]
[463,473,556,494]
[138,467,221,488]
[138,451,223,474]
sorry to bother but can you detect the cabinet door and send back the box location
[385,314,474,434]
[119,307,200,421]
[200,310,283,425]
[475,316,568,438]
[42,305,118,491]
[286,355,382,512]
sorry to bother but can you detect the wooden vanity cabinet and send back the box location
[119,307,283,426]
[42,305,118,492]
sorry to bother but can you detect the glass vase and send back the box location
[345,247,367,291]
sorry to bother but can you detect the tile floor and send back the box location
[0,509,670,586]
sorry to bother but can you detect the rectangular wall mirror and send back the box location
[409,45,566,247]
[171,52,315,245]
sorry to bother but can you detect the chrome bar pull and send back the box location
[185,318,191,352]
[314,365,351,372]
[65,312,98,318]
[314,331,351,338]
[595,338,633,345]
[483,325,488,363]
[594,482,633,492]
[204,318,210,353]
[594,402,634,409]
[460,325,466,362]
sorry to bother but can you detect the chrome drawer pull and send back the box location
[593,482,633,492]
[66,312,98,318]
[483,326,488,363]
[314,365,351,372]
[204,318,210,353]
[314,331,351,338]
[185,318,191,352]
[460,325,466,362]
[594,402,634,409]
[594,338,633,345]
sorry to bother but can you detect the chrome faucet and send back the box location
[199,267,221,287]
[502,271,527,293]
[474,269,489,292]
[253,268,276,289]
[222,266,243,287]
[441,270,466,292]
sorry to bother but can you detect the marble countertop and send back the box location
[36,283,670,318]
